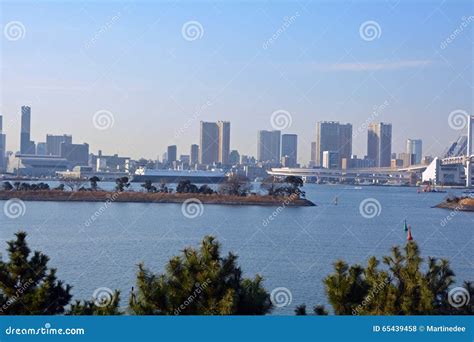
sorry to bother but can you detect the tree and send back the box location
[0,232,72,315]
[129,236,272,315]
[1,182,13,191]
[218,174,251,196]
[89,176,101,191]
[176,180,198,193]
[198,184,214,195]
[115,177,130,192]
[68,291,121,315]
[304,241,473,315]
[141,180,157,193]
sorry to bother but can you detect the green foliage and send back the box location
[261,176,304,197]
[218,174,251,196]
[141,180,157,193]
[129,236,272,315]
[0,232,72,315]
[89,176,100,191]
[68,291,122,315]
[115,177,130,192]
[176,180,199,193]
[318,242,473,315]
[1,182,13,191]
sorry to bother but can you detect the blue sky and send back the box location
[1,0,472,162]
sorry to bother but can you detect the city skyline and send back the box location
[1,1,472,162]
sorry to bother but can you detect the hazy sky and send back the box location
[1,0,472,163]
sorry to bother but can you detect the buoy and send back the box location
[407,226,413,241]
[404,219,408,232]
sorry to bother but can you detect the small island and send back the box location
[434,196,474,212]
[0,175,316,207]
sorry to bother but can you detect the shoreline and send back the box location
[433,197,474,212]
[0,190,316,207]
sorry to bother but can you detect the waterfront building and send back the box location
[46,134,72,156]
[257,130,281,164]
[315,121,352,167]
[90,150,130,172]
[36,142,47,155]
[20,106,35,154]
[60,142,89,167]
[322,150,339,169]
[281,134,298,167]
[367,122,392,167]
[229,150,240,165]
[217,121,230,164]
[406,139,422,165]
[190,144,199,165]
[167,145,177,164]
[0,116,6,172]
[199,122,219,165]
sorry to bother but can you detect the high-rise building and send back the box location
[46,134,72,156]
[217,121,231,164]
[322,151,339,169]
[367,122,392,167]
[20,106,35,154]
[0,115,6,172]
[199,122,219,165]
[190,144,199,165]
[310,141,317,166]
[167,145,177,164]
[229,150,240,165]
[281,134,298,167]
[398,152,415,168]
[315,122,352,167]
[36,142,47,155]
[406,139,422,165]
[60,142,89,167]
[257,130,281,163]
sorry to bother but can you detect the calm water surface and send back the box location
[1,184,472,314]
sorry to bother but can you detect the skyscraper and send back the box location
[167,145,177,164]
[20,106,35,154]
[257,130,281,163]
[281,134,298,167]
[367,122,392,167]
[46,134,73,156]
[199,122,219,165]
[217,121,230,164]
[406,139,422,165]
[315,121,352,167]
[0,115,6,172]
[190,144,199,165]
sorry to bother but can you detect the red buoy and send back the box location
[407,226,413,241]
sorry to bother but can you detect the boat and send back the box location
[131,168,227,184]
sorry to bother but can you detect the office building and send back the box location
[167,145,177,164]
[315,122,352,167]
[406,139,422,165]
[229,150,240,165]
[190,144,199,165]
[46,134,72,156]
[20,106,35,154]
[199,122,219,165]
[398,152,415,168]
[0,115,6,172]
[217,121,230,164]
[367,122,392,167]
[322,151,339,169]
[60,142,89,167]
[257,130,281,164]
[281,134,298,167]
[36,142,47,155]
